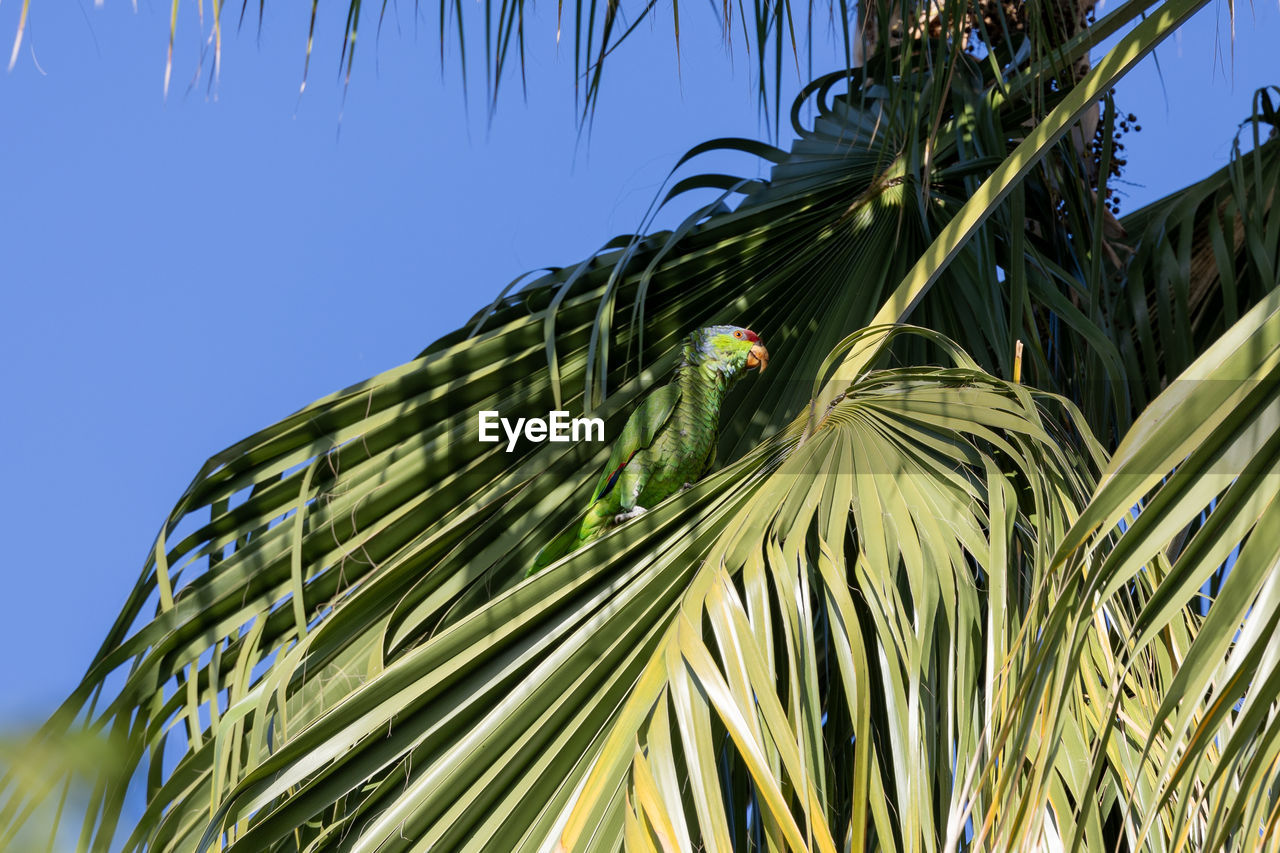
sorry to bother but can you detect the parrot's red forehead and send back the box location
[741,328,760,343]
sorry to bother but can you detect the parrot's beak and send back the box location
[746,342,769,373]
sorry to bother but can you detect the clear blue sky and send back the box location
[0,0,1275,722]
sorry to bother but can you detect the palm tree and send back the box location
[4,0,1280,849]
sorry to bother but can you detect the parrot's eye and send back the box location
[733,330,743,339]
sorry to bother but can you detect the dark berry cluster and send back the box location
[1090,92,1140,215]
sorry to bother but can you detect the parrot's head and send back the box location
[687,325,770,379]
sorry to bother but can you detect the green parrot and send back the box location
[529,324,769,575]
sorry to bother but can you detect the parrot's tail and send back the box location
[527,521,584,576]
[527,502,612,577]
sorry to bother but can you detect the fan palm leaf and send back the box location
[978,277,1280,850]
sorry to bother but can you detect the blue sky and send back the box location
[0,0,1276,722]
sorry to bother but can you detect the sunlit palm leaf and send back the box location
[558,325,1103,852]
[979,279,1280,850]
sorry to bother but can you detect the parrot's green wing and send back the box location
[588,384,682,504]
[528,384,682,577]
[699,429,720,477]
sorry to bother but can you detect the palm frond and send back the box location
[978,278,1280,850]
[815,0,1216,430]
[558,324,1102,852]
[1106,92,1280,431]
